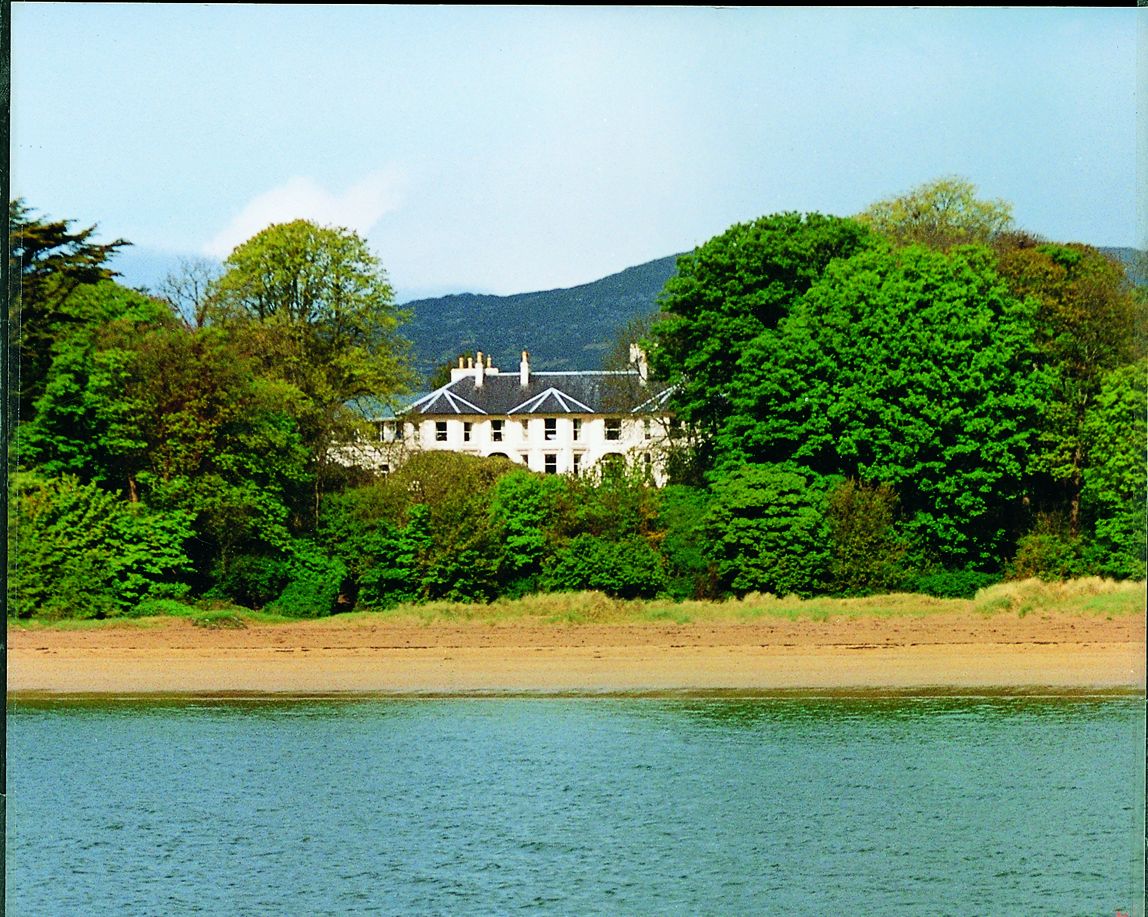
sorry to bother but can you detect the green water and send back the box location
[6,694,1144,915]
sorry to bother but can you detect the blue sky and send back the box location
[11,6,1143,300]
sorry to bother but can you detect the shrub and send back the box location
[703,464,831,598]
[213,553,291,608]
[655,485,717,600]
[8,473,194,619]
[825,478,908,595]
[542,534,666,600]
[265,543,349,618]
[907,569,1001,599]
[1010,532,1088,581]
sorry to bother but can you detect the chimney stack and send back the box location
[520,350,530,386]
[475,350,485,388]
[629,343,649,386]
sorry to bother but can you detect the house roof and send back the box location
[384,370,673,418]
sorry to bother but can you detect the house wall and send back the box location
[364,413,670,482]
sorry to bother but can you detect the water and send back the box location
[6,694,1144,915]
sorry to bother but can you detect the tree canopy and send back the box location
[649,212,874,457]
[8,199,130,418]
[856,176,1014,251]
[727,244,1044,566]
[210,219,414,404]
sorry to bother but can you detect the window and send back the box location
[379,463,390,477]
[572,453,582,476]
[411,423,421,443]
[643,419,652,441]
[544,453,557,474]
[463,422,472,443]
[374,421,386,441]
[544,417,557,441]
[572,418,582,441]
[435,421,448,442]
[605,418,621,441]
[491,419,504,443]
[392,421,403,441]
[520,419,529,439]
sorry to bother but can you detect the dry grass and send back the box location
[339,578,1143,626]
[971,577,1145,619]
[10,579,1143,630]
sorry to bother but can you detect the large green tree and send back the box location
[15,281,176,494]
[208,219,416,517]
[8,199,129,419]
[728,245,1045,567]
[650,213,875,469]
[209,219,412,401]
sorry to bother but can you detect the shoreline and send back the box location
[8,611,1145,697]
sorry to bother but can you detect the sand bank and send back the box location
[7,611,1144,696]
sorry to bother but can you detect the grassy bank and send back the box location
[9,577,1142,630]
[351,577,1144,626]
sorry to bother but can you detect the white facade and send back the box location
[351,349,674,483]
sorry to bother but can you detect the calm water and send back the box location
[6,694,1145,916]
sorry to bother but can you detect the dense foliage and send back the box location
[8,185,1145,620]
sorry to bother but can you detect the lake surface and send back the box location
[6,694,1144,915]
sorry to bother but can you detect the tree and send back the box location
[158,257,222,329]
[8,472,194,619]
[1079,360,1147,579]
[655,484,717,600]
[996,241,1147,533]
[728,245,1045,567]
[208,219,416,517]
[825,479,907,595]
[489,469,566,593]
[209,219,412,398]
[14,281,177,494]
[541,533,666,600]
[703,464,832,598]
[650,212,874,467]
[8,199,129,418]
[857,176,1014,252]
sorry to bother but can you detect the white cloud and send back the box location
[202,169,404,258]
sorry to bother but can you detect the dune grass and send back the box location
[329,578,1144,627]
[9,578,1143,629]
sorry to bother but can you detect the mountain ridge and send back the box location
[400,253,682,380]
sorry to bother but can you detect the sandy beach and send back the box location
[7,610,1144,696]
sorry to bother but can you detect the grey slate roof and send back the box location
[401,371,673,417]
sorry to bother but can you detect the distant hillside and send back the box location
[400,254,681,380]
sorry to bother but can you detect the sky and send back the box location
[10,5,1145,301]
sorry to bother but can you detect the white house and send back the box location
[347,347,677,483]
